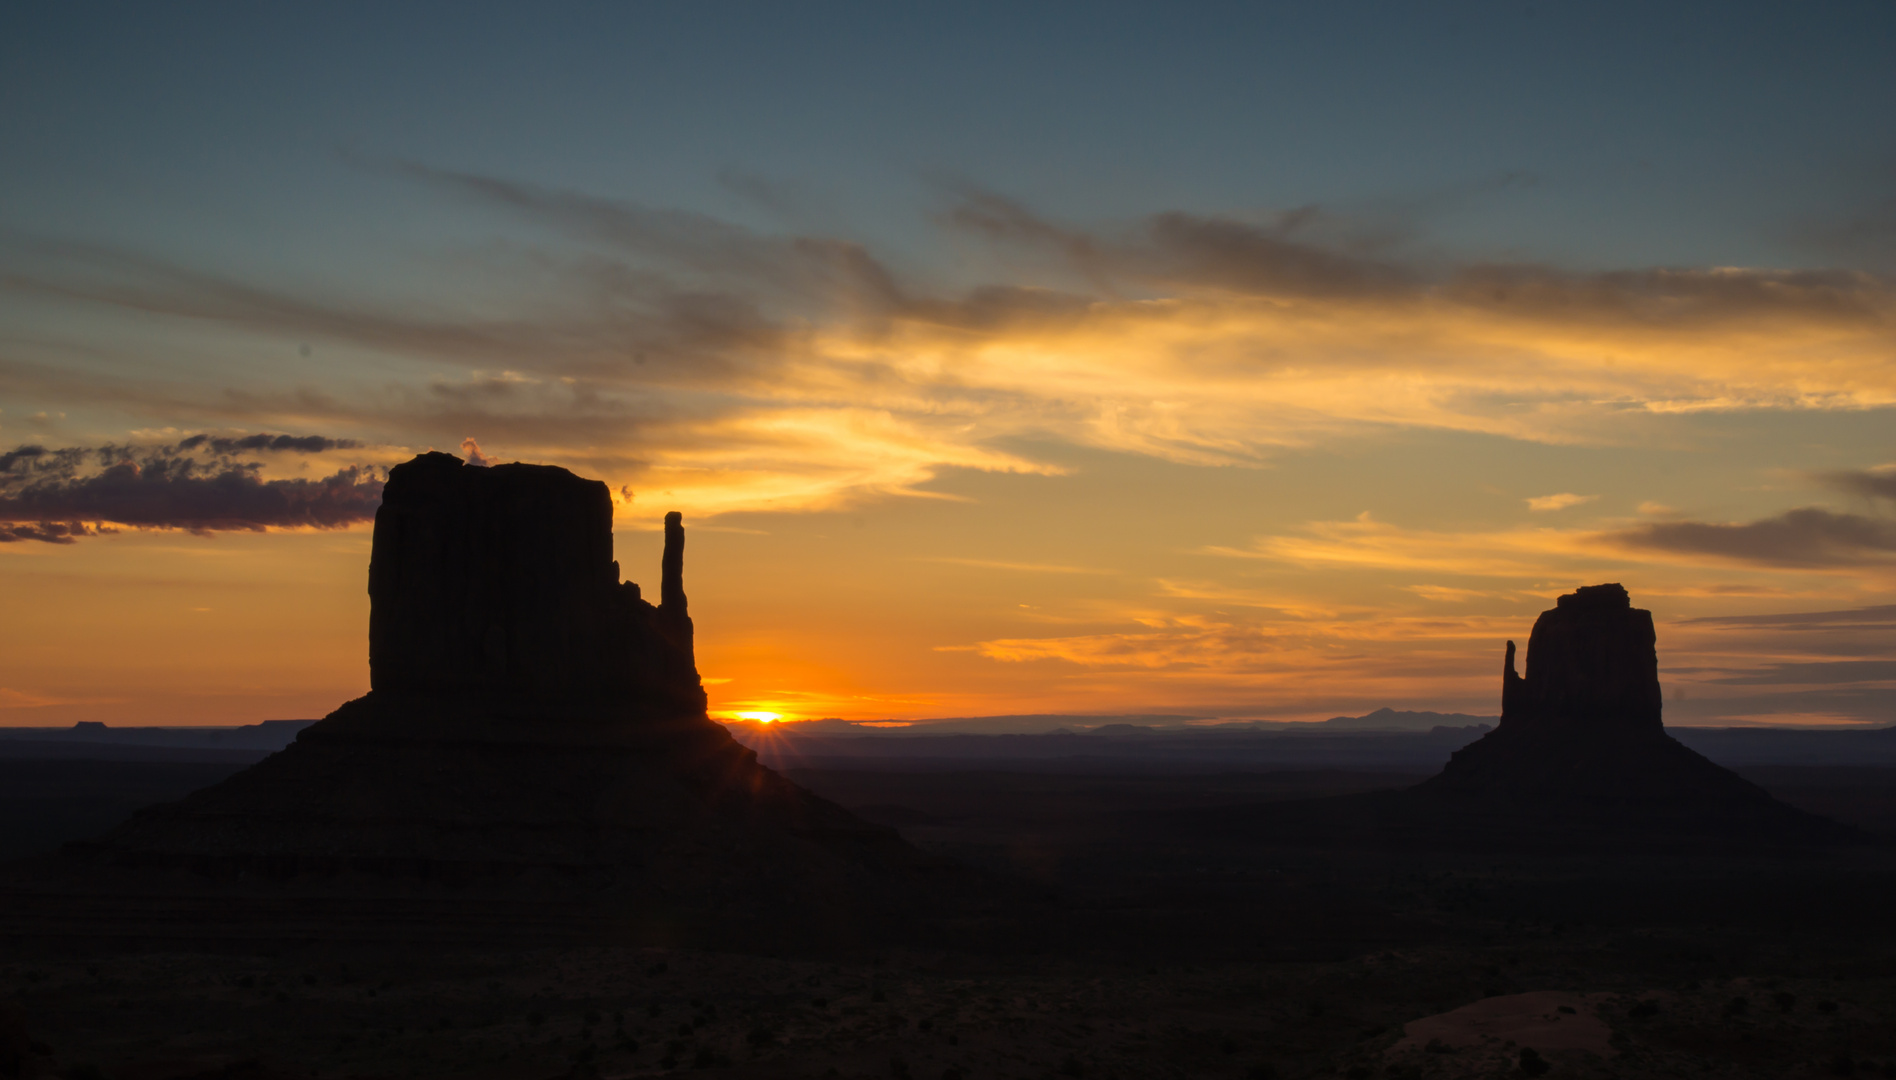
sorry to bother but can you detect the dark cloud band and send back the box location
[1611,507,1896,568]
[0,521,109,545]
[1819,468,1896,501]
[176,433,358,454]
[0,435,382,543]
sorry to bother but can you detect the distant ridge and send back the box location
[1316,707,1498,731]
[729,709,1493,737]
[728,721,1496,773]
[0,720,314,751]
[753,714,1216,736]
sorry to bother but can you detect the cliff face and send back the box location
[366,452,701,714]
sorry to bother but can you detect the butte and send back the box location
[1195,584,1846,850]
[3,451,950,946]
[1403,583,1845,844]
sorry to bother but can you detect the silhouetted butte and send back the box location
[4,451,948,946]
[1196,585,1846,848]
[1402,584,1832,834]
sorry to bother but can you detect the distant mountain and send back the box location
[1317,707,1498,731]
[0,720,315,759]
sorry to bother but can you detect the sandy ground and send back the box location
[1390,990,1615,1055]
[1383,990,1615,1078]
[3,940,1894,1080]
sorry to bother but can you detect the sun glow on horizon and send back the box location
[732,711,783,723]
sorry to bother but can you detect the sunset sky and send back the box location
[3,3,1894,729]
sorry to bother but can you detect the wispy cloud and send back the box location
[0,687,125,709]
[957,604,1532,719]
[1699,659,1896,685]
[1405,585,1495,603]
[1526,492,1596,512]
[1207,512,1610,577]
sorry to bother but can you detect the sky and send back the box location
[2,2,1894,729]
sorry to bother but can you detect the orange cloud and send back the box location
[1527,492,1596,512]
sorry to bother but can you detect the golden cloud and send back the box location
[7,182,1894,523]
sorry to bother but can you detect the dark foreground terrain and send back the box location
[5,761,1896,1080]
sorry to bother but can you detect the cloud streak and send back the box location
[1680,604,1896,629]
[1700,659,1896,685]
[1208,513,1612,578]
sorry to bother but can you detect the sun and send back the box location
[733,711,782,723]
